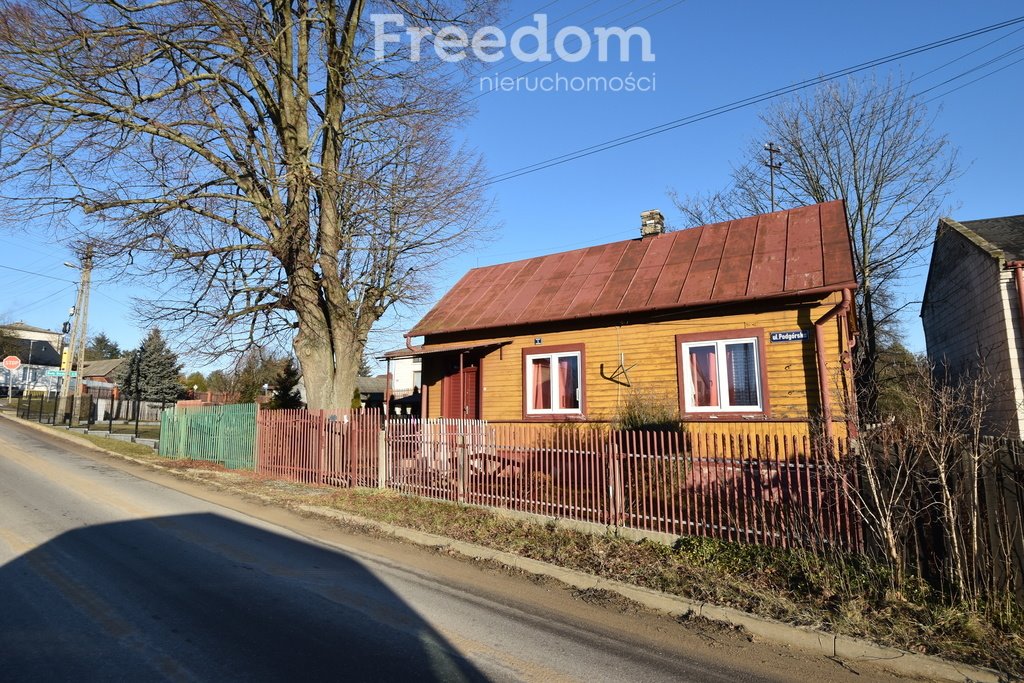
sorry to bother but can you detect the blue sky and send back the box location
[1,1,1022,373]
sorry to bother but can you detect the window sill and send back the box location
[521,413,588,423]
[681,412,770,421]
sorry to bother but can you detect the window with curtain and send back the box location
[681,337,762,412]
[525,351,581,415]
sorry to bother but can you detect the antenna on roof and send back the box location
[763,142,783,212]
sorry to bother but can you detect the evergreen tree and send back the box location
[358,353,373,377]
[123,329,183,406]
[234,349,265,403]
[269,359,303,409]
[85,332,123,360]
[115,349,142,398]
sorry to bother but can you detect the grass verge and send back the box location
[81,434,161,458]
[66,435,1024,677]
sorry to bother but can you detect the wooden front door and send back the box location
[442,357,480,419]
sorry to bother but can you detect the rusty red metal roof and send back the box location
[380,339,514,360]
[410,201,856,338]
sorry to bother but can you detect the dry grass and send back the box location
[60,434,1024,676]
[331,491,1024,676]
[210,476,1023,676]
[81,434,159,458]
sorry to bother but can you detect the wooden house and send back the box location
[387,201,859,441]
[921,213,1024,438]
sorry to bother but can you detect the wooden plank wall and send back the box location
[424,292,852,432]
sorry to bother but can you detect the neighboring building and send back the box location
[0,321,63,394]
[0,321,62,366]
[81,357,129,396]
[389,201,859,441]
[921,214,1024,438]
[357,375,388,410]
[387,356,422,398]
[380,355,422,416]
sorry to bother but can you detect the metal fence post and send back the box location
[606,435,624,527]
[457,431,467,503]
[377,424,387,490]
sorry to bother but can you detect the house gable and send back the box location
[921,216,1024,437]
[922,217,1007,311]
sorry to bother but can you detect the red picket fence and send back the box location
[255,411,862,552]
[257,409,383,486]
[384,419,861,551]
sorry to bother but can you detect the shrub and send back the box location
[614,385,679,432]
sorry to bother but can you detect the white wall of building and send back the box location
[388,356,421,397]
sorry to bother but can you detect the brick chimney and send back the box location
[640,209,665,238]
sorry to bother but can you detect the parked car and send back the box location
[0,386,24,398]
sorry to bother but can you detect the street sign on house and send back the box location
[2,356,21,371]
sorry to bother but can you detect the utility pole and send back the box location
[58,245,93,423]
[763,142,782,212]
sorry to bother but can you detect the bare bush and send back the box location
[614,385,680,432]
[842,363,1023,623]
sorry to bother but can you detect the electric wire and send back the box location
[921,52,1024,104]
[478,15,1024,188]
[3,285,74,318]
[0,263,76,283]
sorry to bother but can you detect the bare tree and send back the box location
[0,321,18,359]
[670,77,959,418]
[0,0,498,409]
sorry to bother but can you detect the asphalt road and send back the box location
[0,416,914,682]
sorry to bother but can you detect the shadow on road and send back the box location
[0,513,487,681]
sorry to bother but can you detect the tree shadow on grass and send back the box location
[0,513,487,681]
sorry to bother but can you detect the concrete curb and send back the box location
[292,504,1004,683]
[1,413,1007,683]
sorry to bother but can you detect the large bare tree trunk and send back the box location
[0,0,498,410]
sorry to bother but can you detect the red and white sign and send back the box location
[2,356,21,371]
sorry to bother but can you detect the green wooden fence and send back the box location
[159,403,258,470]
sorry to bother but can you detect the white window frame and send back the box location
[525,351,583,415]
[680,336,763,413]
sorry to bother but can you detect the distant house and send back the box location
[387,356,422,398]
[0,321,63,393]
[390,201,859,441]
[81,357,129,396]
[357,375,388,410]
[0,321,62,366]
[921,214,1024,438]
[379,355,422,416]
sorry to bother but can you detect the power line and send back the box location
[3,285,74,318]
[915,41,1024,97]
[479,15,1024,187]
[0,263,76,283]
[921,51,1024,104]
